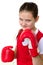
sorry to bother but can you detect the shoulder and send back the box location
[37,30,43,54]
[16,29,23,38]
[36,29,43,42]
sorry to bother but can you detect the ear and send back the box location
[35,16,39,22]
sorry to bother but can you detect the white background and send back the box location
[0,0,43,65]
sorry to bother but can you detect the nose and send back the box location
[22,22,25,25]
[22,21,26,27]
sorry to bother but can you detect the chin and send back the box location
[23,27,31,30]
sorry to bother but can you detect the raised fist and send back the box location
[1,46,15,62]
[20,29,39,57]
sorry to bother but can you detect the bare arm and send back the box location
[14,46,17,59]
[32,54,43,65]
[32,37,43,65]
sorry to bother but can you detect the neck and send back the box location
[23,26,36,31]
[31,26,37,32]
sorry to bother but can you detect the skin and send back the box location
[14,10,43,65]
[19,10,38,32]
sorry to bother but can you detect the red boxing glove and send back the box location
[1,46,15,62]
[20,29,39,57]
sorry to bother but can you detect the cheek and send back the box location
[19,21,22,25]
[27,22,35,27]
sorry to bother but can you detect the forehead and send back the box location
[19,11,34,19]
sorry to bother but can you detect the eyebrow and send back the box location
[19,17,31,21]
[25,19,31,21]
[19,18,23,20]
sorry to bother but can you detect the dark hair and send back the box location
[19,2,38,18]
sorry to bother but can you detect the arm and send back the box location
[32,38,43,65]
[22,38,43,65]
[32,54,43,65]
[20,29,43,65]
[14,46,17,59]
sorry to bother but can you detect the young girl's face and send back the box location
[19,11,38,30]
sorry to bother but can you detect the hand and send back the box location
[1,46,15,62]
[20,29,39,57]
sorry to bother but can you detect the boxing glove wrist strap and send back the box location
[30,49,39,57]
